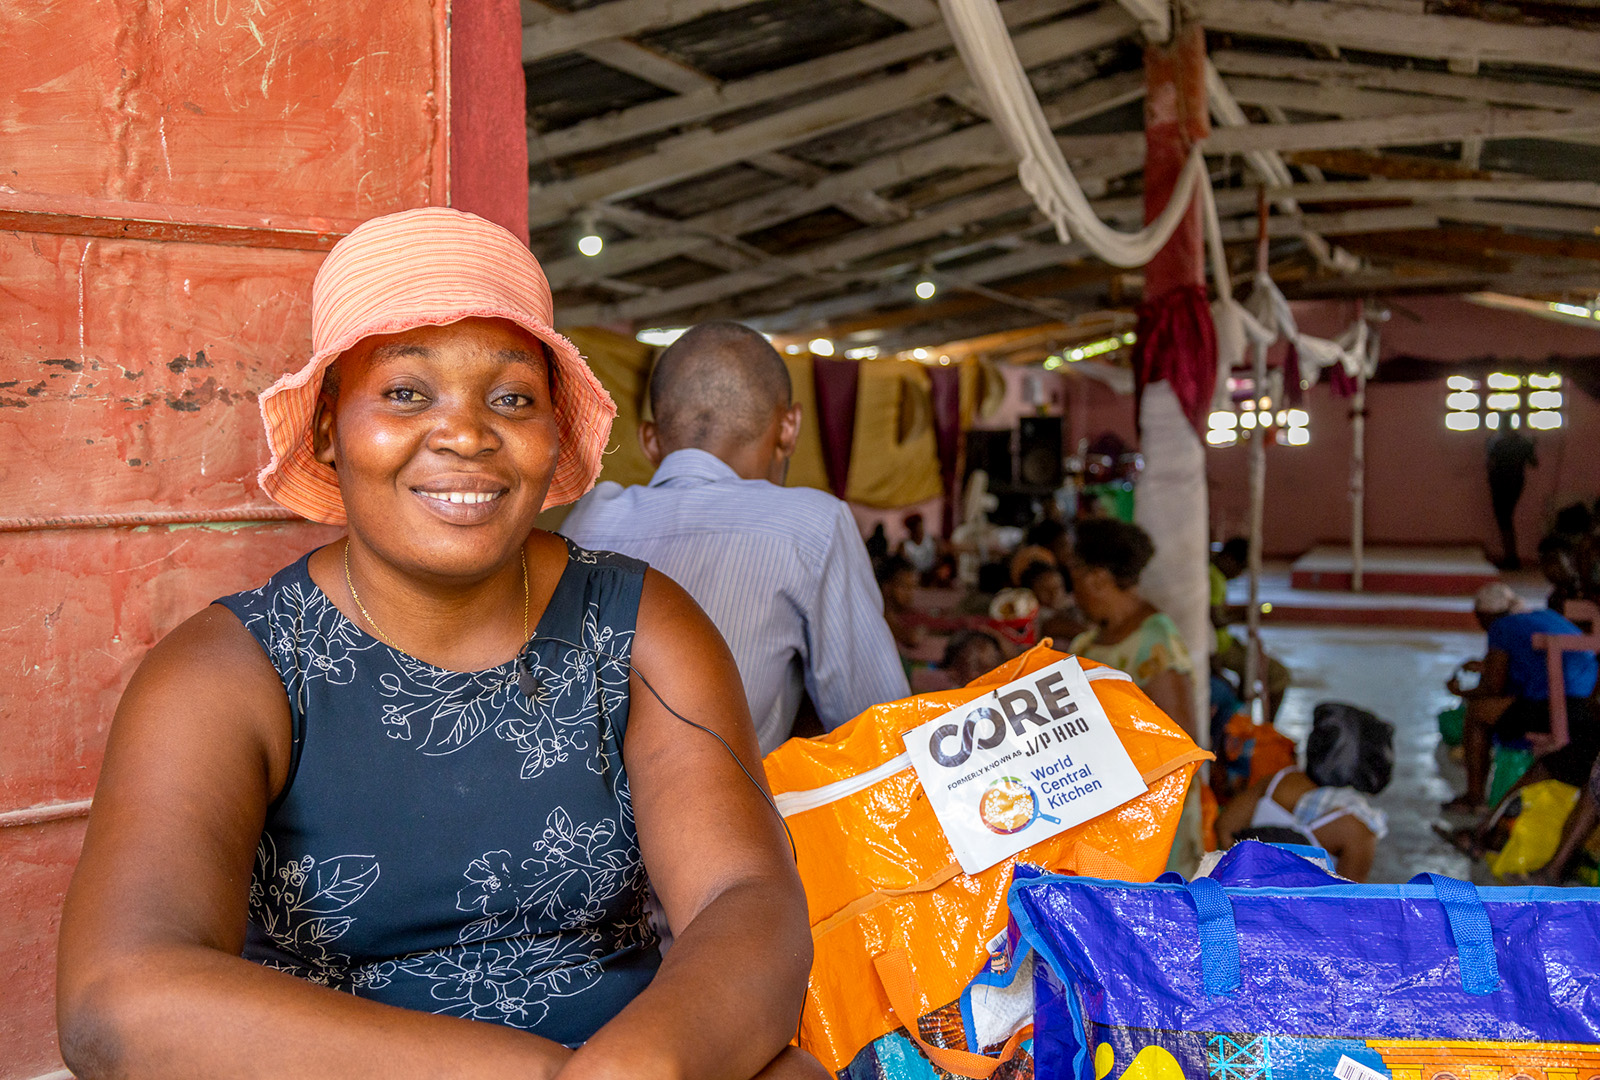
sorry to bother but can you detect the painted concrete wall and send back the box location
[0,3,524,1073]
[1205,377,1600,560]
[1206,296,1600,559]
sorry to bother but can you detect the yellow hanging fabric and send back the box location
[564,327,655,488]
[783,351,832,493]
[845,361,944,508]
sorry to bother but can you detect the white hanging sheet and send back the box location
[1199,179,1374,386]
[937,0,1206,268]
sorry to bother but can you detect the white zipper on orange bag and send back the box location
[772,667,1134,817]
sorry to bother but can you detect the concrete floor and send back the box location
[1258,625,1494,885]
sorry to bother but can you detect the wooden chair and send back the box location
[1523,608,1600,752]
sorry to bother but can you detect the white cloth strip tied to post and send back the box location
[937,0,1207,267]
[1200,179,1375,405]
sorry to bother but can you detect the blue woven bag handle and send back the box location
[1183,877,1242,995]
[1410,872,1501,995]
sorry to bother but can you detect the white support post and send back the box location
[1244,190,1268,713]
[1245,335,1267,710]
[1350,356,1368,594]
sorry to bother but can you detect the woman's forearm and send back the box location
[559,879,811,1080]
[59,943,572,1080]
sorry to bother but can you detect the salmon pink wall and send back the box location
[1204,296,1600,559]
[1205,377,1600,560]
[0,3,526,1074]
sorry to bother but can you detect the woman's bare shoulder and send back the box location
[135,603,284,690]
[113,603,294,791]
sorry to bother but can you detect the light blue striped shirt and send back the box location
[559,449,910,753]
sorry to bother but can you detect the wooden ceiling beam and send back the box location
[1273,178,1600,209]
[1226,77,1494,122]
[523,0,759,64]
[1194,0,1600,75]
[558,183,1043,324]
[1330,223,1600,262]
[583,40,718,93]
[528,9,1137,226]
[524,1,720,94]
[736,241,1091,332]
[855,0,943,27]
[1051,106,1600,161]
[1112,0,1171,42]
[1282,148,1494,181]
[542,69,1146,289]
[1434,201,1600,238]
[528,0,1094,164]
[1212,50,1600,113]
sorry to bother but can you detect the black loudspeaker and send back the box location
[1018,416,1064,489]
[965,429,1013,487]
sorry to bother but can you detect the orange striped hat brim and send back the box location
[256,207,616,525]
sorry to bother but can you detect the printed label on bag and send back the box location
[1333,1055,1390,1080]
[902,657,1147,875]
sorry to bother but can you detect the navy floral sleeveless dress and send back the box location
[214,538,660,1046]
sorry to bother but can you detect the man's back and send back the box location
[560,448,909,752]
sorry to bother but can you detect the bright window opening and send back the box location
[1207,397,1307,446]
[1447,371,1562,433]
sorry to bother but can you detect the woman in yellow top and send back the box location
[1067,519,1197,739]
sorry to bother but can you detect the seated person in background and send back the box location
[877,555,925,653]
[1019,559,1088,644]
[1069,518,1202,874]
[1209,674,1297,802]
[1216,703,1393,882]
[1067,519,1197,739]
[1444,582,1600,815]
[1209,537,1290,722]
[1552,500,1594,540]
[941,629,1007,688]
[898,513,940,578]
[1539,532,1584,612]
[55,211,820,1079]
[561,320,908,755]
[1526,755,1600,885]
[865,523,890,565]
[1008,519,1067,585]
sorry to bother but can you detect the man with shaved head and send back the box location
[561,321,908,753]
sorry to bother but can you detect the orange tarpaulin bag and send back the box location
[764,643,1209,1076]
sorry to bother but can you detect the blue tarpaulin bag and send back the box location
[1009,845,1600,1079]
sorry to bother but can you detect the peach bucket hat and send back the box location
[256,207,616,525]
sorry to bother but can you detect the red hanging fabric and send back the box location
[926,365,963,535]
[1132,283,1217,435]
[1327,362,1359,398]
[1284,344,1305,407]
[812,357,861,500]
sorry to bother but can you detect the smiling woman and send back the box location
[54,208,822,1080]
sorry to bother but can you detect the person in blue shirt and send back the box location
[561,321,909,754]
[1444,582,1599,816]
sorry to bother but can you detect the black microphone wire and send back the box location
[519,635,796,863]
[522,636,820,1046]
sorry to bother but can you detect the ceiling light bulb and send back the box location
[915,280,937,300]
[578,234,604,257]
[809,338,835,357]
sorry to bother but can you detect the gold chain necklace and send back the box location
[343,540,528,651]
